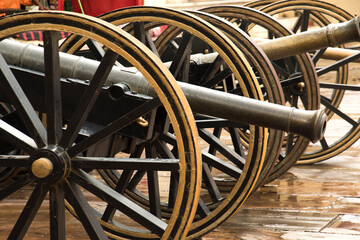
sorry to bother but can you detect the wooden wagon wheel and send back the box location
[246,0,278,9]
[254,0,360,164]
[0,11,201,239]
[60,6,268,239]
[160,9,285,191]
[201,5,320,183]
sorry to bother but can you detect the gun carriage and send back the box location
[245,0,360,164]
[57,8,360,238]
[197,3,360,183]
[0,1,358,239]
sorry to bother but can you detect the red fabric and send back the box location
[15,31,70,41]
[58,0,64,10]
[71,0,143,17]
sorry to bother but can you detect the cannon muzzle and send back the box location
[0,39,326,142]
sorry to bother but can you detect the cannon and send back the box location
[58,6,360,238]
[61,4,360,194]
[0,6,358,239]
[0,39,326,142]
[197,4,360,184]
[243,0,360,165]
[0,9,329,240]
[55,5,360,235]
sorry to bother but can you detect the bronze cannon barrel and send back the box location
[178,82,326,143]
[0,39,326,142]
[252,37,360,63]
[321,47,360,63]
[258,16,360,61]
[180,16,360,63]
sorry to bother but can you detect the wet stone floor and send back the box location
[203,141,360,240]
[1,142,360,239]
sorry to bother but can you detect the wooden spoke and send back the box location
[199,128,245,168]
[202,151,241,179]
[145,144,161,217]
[127,170,147,191]
[301,10,310,32]
[202,67,233,89]
[229,128,245,156]
[208,127,221,155]
[199,55,224,85]
[316,52,360,77]
[202,163,222,202]
[86,39,106,61]
[147,170,161,218]
[292,10,310,33]
[101,170,133,222]
[319,137,330,150]
[63,181,108,239]
[319,82,360,91]
[8,184,49,239]
[49,185,66,240]
[0,119,36,152]
[44,31,62,145]
[196,198,211,218]
[312,48,327,64]
[285,133,296,155]
[59,50,119,149]
[239,18,249,32]
[0,174,33,200]
[154,140,179,208]
[169,31,193,80]
[0,53,47,147]
[72,157,179,171]
[70,170,167,236]
[0,155,28,167]
[133,22,160,57]
[168,171,179,209]
[321,96,359,127]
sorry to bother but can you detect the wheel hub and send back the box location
[31,157,53,178]
[29,145,71,184]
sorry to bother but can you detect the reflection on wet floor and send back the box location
[203,141,360,239]
[0,200,87,239]
[2,144,360,239]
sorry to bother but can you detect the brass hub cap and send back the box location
[31,157,53,178]
[29,145,70,184]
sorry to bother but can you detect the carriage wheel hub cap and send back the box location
[29,145,70,183]
[31,157,53,178]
